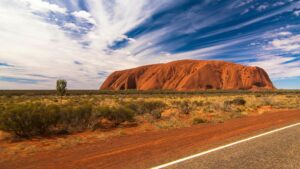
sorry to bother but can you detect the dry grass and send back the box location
[0,92,299,158]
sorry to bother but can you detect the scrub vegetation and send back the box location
[0,90,299,158]
[0,90,299,139]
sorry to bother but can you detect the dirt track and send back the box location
[1,109,300,169]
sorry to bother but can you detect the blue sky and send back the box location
[0,0,300,89]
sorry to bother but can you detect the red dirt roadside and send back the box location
[1,109,300,169]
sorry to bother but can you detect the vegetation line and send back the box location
[0,89,300,96]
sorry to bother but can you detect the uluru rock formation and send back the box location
[100,60,275,91]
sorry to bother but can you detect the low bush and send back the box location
[193,118,208,125]
[139,101,167,114]
[151,110,162,119]
[223,101,232,112]
[123,100,166,118]
[0,103,60,137]
[96,105,135,125]
[0,103,93,137]
[59,104,93,131]
[231,98,246,106]
[192,100,204,107]
[224,98,246,106]
[178,101,192,114]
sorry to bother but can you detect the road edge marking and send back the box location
[151,122,300,169]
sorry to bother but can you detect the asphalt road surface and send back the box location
[165,124,300,169]
[1,110,300,169]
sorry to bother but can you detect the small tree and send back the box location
[56,80,67,102]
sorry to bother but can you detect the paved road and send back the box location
[1,110,300,169]
[166,124,300,169]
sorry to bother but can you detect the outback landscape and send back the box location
[0,89,300,168]
[0,60,300,169]
[1,0,300,168]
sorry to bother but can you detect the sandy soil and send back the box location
[0,109,299,169]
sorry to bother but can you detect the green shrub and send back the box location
[0,103,60,137]
[96,105,135,125]
[193,118,208,125]
[123,102,140,113]
[151,110,162,119]
[0,103,93,137]
[178,101,192,114]
[192,100,204,107]
[223,101,232,112]
[261,97,273,106]
[110,106,135,124]
[123,100,166,115]
[231,98,246,106]
[139,101,167,114]
[59,104,93,131]
[224,98,246,106]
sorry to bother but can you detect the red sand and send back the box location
[1,109,299,169]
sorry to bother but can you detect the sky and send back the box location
[0,0,300,89]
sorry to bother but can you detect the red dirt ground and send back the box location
[1,109,299,169]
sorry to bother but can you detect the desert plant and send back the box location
[178,101,192,114]
[193,118,208,125]
[56,80,67,101]
[123,102,141,113]
[261,97,273,106]
[0,103,60,137]
[223,101,232,112]
[123,100,166,115]
[225,97,246,106]
[59,104,93,131]
[96,105,135,125]
[231,97,246,106]
[151,110,162,119]
[192,100,204,107]
[140,101,167,114]
[0,102,95,137]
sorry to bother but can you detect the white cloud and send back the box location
[257,4,268,11]
[233,0,254,8]
[63,23,79,31]
[273,2,285,7]
[277,31,292,36]
[20,0,66,14]
[268,35,300,53]
[116,35,136,43]
[294,10,300,16]
[247,55,300,79]
[72,10,96,25]
[0,0,174,89]
[0,0,300,89]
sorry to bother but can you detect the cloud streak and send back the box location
[0,0,300,89]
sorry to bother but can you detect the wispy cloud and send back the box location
[246,55,300,79]
[294,10,300,16]
[20,0,67,14]
[0,62,14,67]
[72,10,96,25]
[266,35,300,54]
[0,0,300,89]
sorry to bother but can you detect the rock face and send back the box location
[100,60,275,91]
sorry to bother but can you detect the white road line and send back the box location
[151,122,300,169]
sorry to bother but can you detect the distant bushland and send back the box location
[0,89,300,96]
